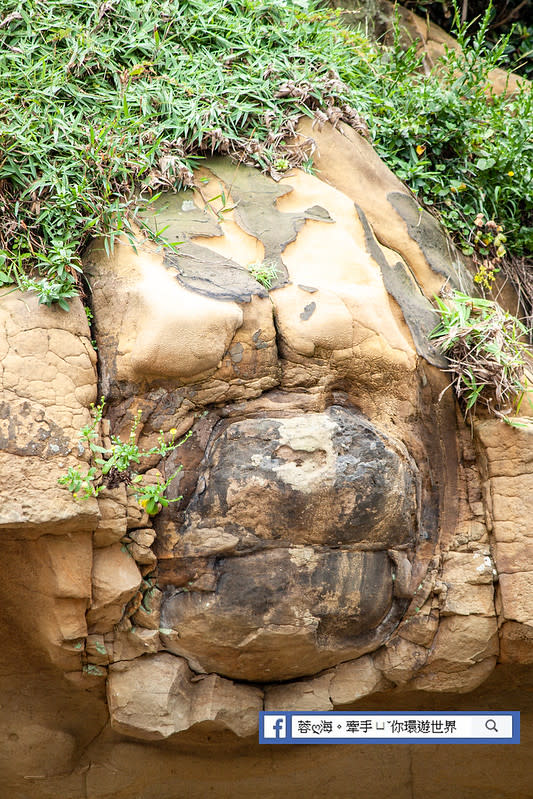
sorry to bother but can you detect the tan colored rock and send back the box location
[191,673,263,737]
[129,528,156,547]
[296,117,470,303]
[132,587,162,630]
[87,544,142,633]
[86,633,111,666]
[474,420,533,653]
[265,674,333,712]
[85,237,245,391]
[500,621,533,664]
[410,657,498,693]
[126,488,151,530]
[440,551,496,617]
[499,573,533,626]
[94,485,127,547]
[397,603,439,648]
[107,653,262,739]
[112,628,161,661]
[420,615,499,681]
[127,541,157,568]
[0,291,99,536]
[373,637,429,686]
[329,656,389,705]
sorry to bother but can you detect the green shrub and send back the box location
[0,0,530,306]
[430,291,532,425]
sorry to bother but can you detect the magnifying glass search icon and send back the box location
[485,719,499,733]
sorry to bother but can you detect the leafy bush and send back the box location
[366,7,533,263]
[402,0,533,79]
[0,0,531,306]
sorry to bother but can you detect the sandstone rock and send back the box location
[500,621,533,664]
[182,406,417,551]
[2,116,533,799]
[440,551,496,616]
[127,541,157,568]
[191,673,263,737]
[397,604,439,648]
[86,634,111,666]
[0,292,99,537]
[373,637,429,686]
[329,655,389,705]
[417,615,499,683]
[499,573,533,626]
[94,486,127,547]
[129,528,156,547]
[107,653,262,739]
[410,657,498,693]
[112,628,161,661]
[85,236,246,393]
[87,544,142,633]
[126,488,151,530]
[265,674,333,712]
[474,419,533,650]
[296,117,471,305]
[132,587,162,630]
[160,547,400,682]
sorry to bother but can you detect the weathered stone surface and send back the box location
[0,292,99,536]
[329,655,389,705]
[1,112,532,799]
[440,551,496,616]
[112,627,161,661]
[87,544,142,633]
[373,637,429,686]
[107,653,262,739]
[129,528,156,547]
[410,656,498,694]
[86,633,111,666]
[410,615,499,692]
[474,419,533,656]
[94,486,128,547]
[132,586,162,630]
[265,673,333,712]
[161,547,401,682]
[182,406,417,551]
[127,541,157,567]
[500,621,533,664]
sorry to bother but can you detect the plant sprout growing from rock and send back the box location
[58,399,191,515]
[431,290,533,426]
[246,260,279,289]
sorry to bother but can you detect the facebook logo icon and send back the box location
[263,715,287,739]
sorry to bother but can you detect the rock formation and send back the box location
[1,121,532,798]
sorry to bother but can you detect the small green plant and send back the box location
[246,260,279,289]
[430,290,532,425]
[59,399,191,514]
[134,470,184,516]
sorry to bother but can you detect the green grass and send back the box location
[430,290,531,424]
[0,0,531,308]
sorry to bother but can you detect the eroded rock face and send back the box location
[160,406,418,680]
[1,119,532,796]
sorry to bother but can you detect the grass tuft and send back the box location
[0,0,531,310]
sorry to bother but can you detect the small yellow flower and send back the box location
[169,428,177,436]
[73,492,78,499]
[416,144,425,156]
[139,498,149,509]
[507,171,514,177]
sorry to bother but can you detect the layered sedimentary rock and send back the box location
[1,120,532,797]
